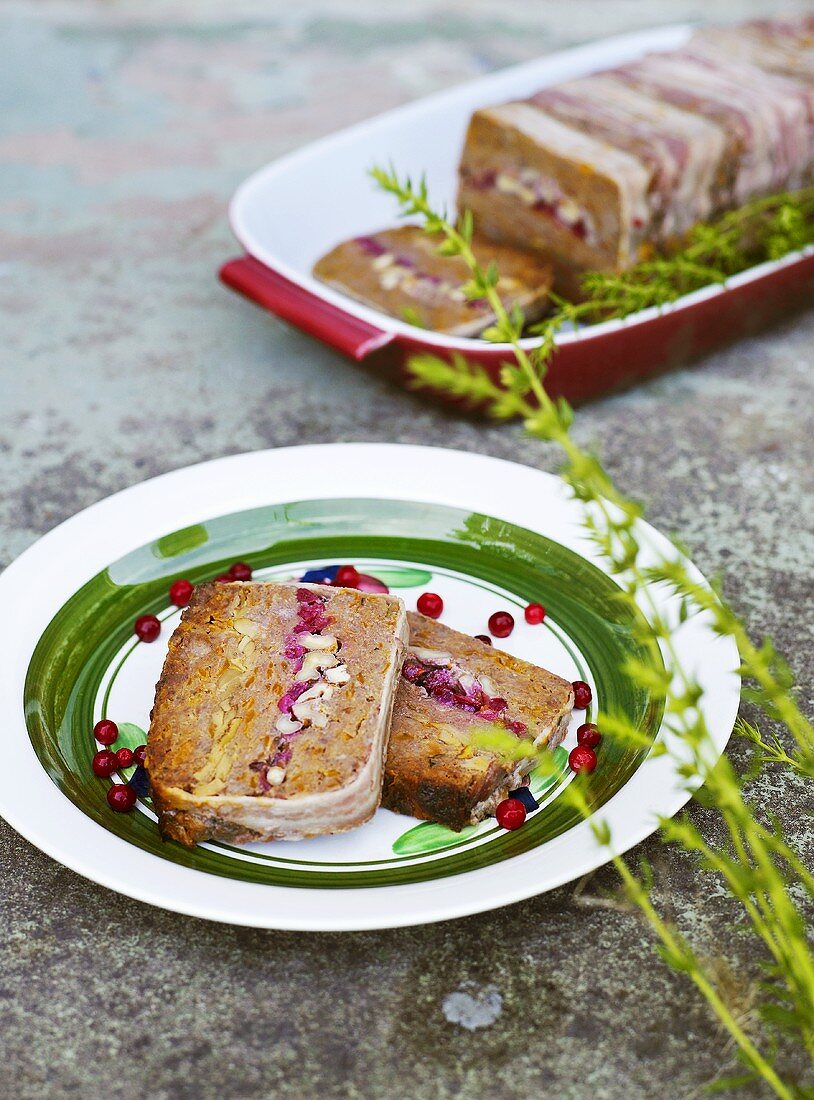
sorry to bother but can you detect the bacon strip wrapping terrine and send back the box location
[146,581,407,847]
[382,613,574,831]
[457,16,814,274]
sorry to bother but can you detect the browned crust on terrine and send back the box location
[146,581,407,847]
[382,613,574,830]
[312,225,552,336]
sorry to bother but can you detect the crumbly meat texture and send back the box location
[382,613,574,831]
[146,581,407,847]
[312,225,552,336]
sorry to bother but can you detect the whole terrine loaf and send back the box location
[382,612,574,831]
[457,17,814,273]
[313,225,553,336]
[146,581,407,847]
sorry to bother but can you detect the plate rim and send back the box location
[0,444,740,930]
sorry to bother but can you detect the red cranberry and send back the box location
[115,747,134,769]
[107,784,137,812]
[334,565,360,588]
[134,614,161,642]
[423,668,457,696]
[296,587,320,603]
[417,592,443,619]
[169,579,194,607]
[134,744,147,766]
[524,602,546,625]
[496,798,527,830]
[214,574,233,584]
[228,561,252,582]
[354,573,389,593]
[401,658,426,684]
[93,719,118,746]
[577,723,602,749]
[572,681,592,709]
[92,750,118,778]
[569,745,597,774]
[488,611,514,638]
[474,634,492,646]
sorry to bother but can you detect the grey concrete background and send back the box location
[1,2,812,1097]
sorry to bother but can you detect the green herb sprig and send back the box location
[536,187,814,328]
[372,165,814,1097]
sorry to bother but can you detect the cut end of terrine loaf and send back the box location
[312,224,553,336]
[145,581,408,847]
[458,102,653,273]
[382,612,574,831]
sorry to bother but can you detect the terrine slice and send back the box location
[312,225,553,336]
[146,581,408,847]
[382,613,574,831]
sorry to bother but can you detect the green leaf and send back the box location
[481,325,503,344]
[392,820,479,856]
[400,306,426,329]
[704,1073,758,1093]
[528,744,569,795]
[116,722,147,751]
[657,942,695,974]
[592,819,612,846]
[364,567,432,588]
[436,238,460,257]
[111,722,147,780]
[154,524,208,559]
[471,724,537,762]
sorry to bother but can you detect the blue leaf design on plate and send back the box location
[300,565,340,583]
[508,787,539,811]
[128,765,150,799]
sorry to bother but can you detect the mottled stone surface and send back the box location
[1,3,812,1097]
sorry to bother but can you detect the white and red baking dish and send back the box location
[221,23,814,407]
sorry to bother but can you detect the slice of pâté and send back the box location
[312,225,553,336]
[382,612,574,831]
[146,581,407,847]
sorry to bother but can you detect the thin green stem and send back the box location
[612,853,795,1100]
[372,166,814,1096]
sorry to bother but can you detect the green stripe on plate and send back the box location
[24,498,663,889]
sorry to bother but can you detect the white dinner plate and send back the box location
[0,444,739,930]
